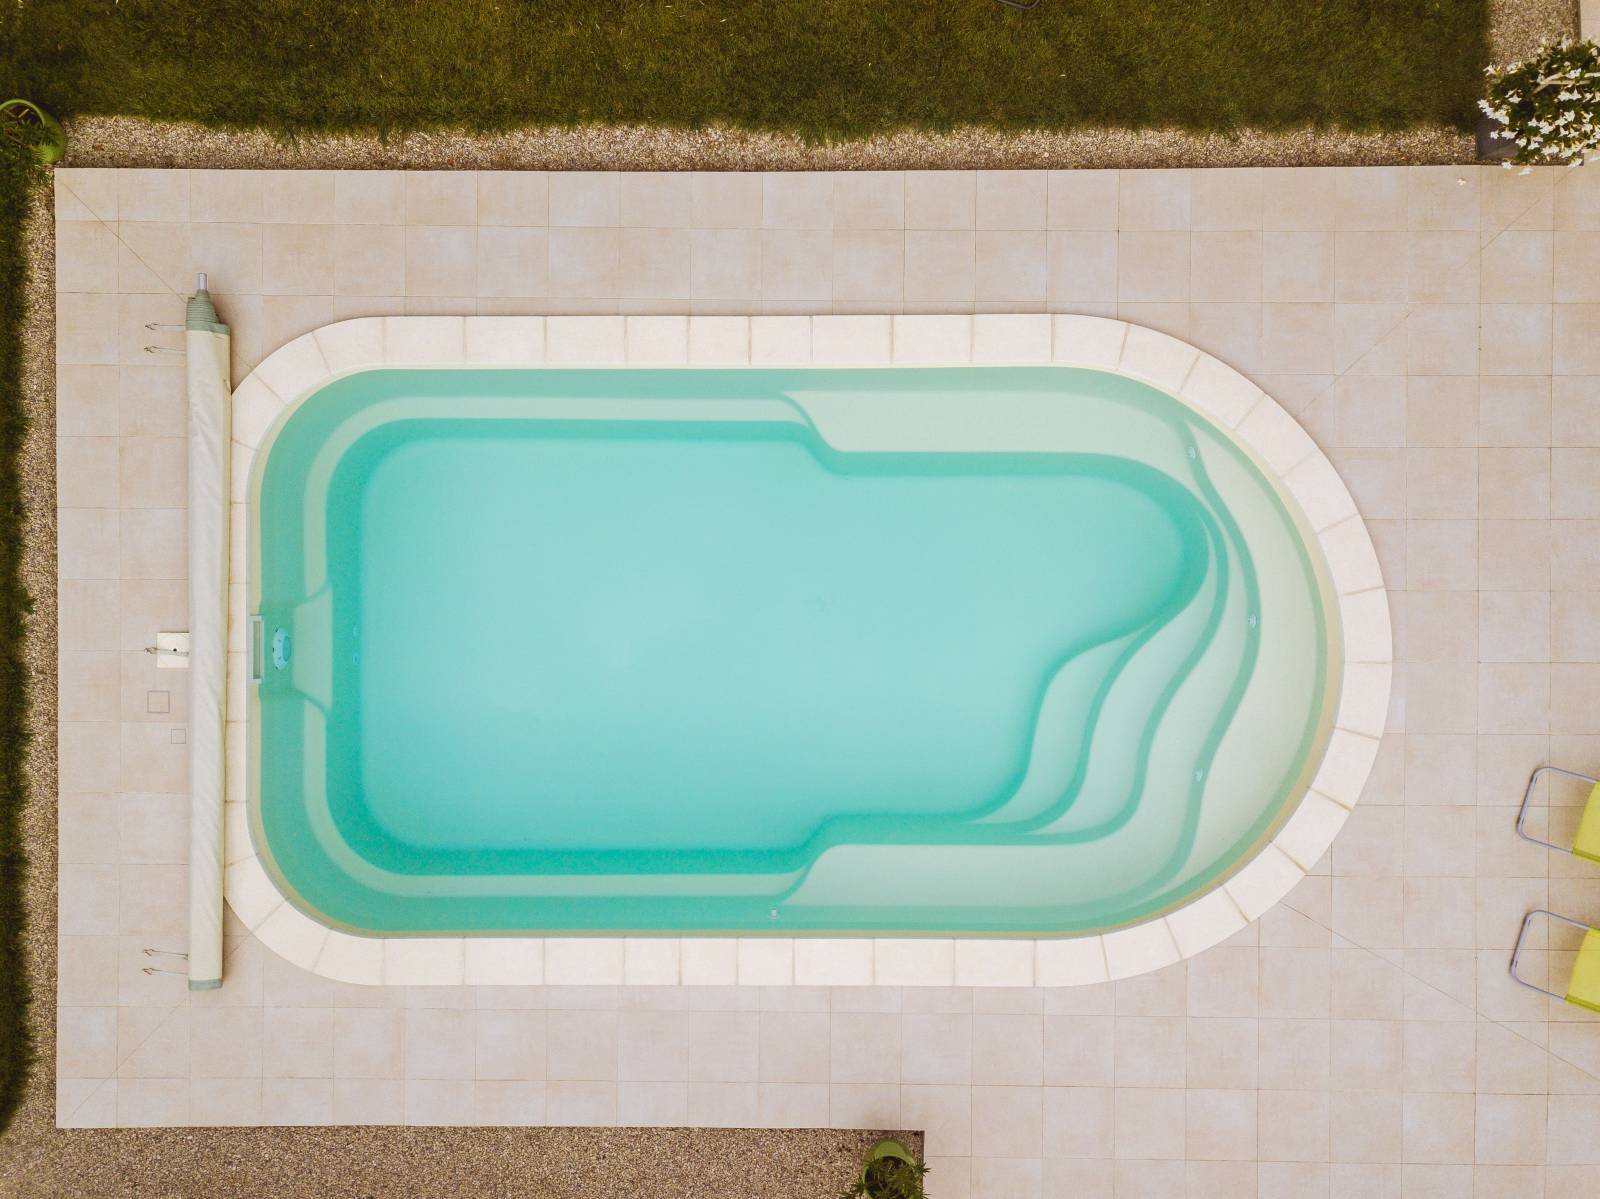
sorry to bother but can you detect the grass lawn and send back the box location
[8,0,1487,137]
[0,0,1490,1137]
[0,144,38,1137]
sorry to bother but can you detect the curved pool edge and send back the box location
[221,313,1392,988]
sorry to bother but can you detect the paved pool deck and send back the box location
[34,160,1600,1198]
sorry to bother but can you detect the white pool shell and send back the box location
[221,313,1391,989]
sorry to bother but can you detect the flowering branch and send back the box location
[1480,38,1600,171]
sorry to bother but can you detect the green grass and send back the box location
[0,138,39,1138]
[8,0,1487,138]
[0,0,1490,1140]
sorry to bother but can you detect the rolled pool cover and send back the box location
[186,276,230,990]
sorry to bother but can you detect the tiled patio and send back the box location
[52,163,1600,1197]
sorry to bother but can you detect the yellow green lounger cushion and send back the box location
[1574,783,1600,864]
[1567,928,1600,1013]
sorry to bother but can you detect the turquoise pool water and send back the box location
[249,366,1338,935]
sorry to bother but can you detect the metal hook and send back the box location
[141,947,188,977]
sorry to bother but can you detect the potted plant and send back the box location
[1,100,66,165]
[838,1138,928,1199]
[1479,38,1600,172]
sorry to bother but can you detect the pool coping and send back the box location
[221,313,1391,988]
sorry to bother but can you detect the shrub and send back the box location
[1480,38,1600,170]
[839,1156,929,1199]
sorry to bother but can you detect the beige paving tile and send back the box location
[1552,231,1600,308]
[1047,170,1117,231]
[57,364,119,438]
[334,224,405,297]
[118,170,190,223]
[57,222,120,294]
[1119,169,1190,231]
[1481,304,1553,376]
[683,173,759,230]
[1334,232,1409,303]
[1262,168,1337,232]
[1482,518,1550,590]
[1480,376,1552,447]
[1261,303,1333,374]
[118,438,186,510]
[1191,232,1262,302]
[1118,232,1189,302]
[118,508,185,581]
[1335,301,1408,375]
[1336,168,1407,231]
[471,226,548,300]
[619,172,691,228]
[904,170,975,230]
[332,170,404,225]
[116,223,192,295]
[331,1075,403,1120]
[261,224,337,295]
[1481,167,1554,235]
[1554,303,1600,373]
[259,172,335,225]
[263,1008,334,1079]
[405,171,477,226]
[1262,231,1333,302]
[187,171,261,226]
[1408,231,1479,304]
[976,170,1045,230]
[1410,168,1480,232]
[56,704,117,771]
[188,223,262,297]
[1480,447,1550,518]
[1188,303,1260,373]
[975,231,1045,303]
[404,225,477,297]
[613,228,690,301]
[757,229,831,303]
[832,230,903,306]
[1046,235,1123,311]
[1405,377,1476,448]
[689,228,759,299]
[1482,231,1552,303]
[1189,169,1261,231]
[904,230,974,303]
[762,173,832,230]
[1407,305,1479,376]
[56,169,119,222]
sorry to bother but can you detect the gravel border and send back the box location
[1490,0,1581,62]
[63,115,1477,172]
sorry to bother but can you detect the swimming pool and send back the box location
[224,316,1389,986]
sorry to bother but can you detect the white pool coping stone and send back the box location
[224,314,1391,989]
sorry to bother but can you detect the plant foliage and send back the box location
[838,1157,930,1199]
[1481,39,1600,168]
[0,121,42,1136]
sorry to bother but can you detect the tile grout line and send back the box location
[59,176,186,302]
[1280,894,1600,1096]
[63,925,257,1126]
